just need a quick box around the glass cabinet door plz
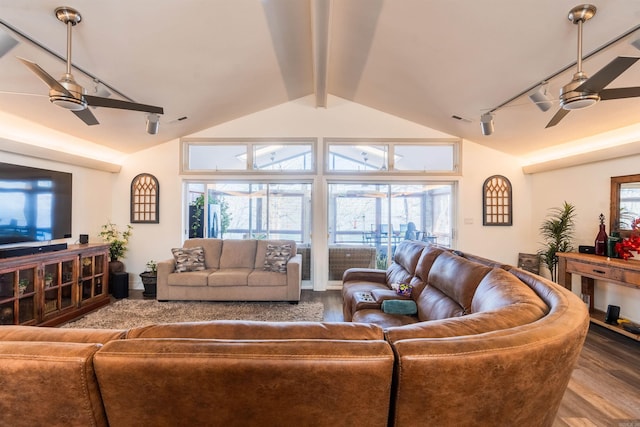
[0,271,16,325]
[0,265,39,325]
[80,253,107,303]
[42,257,77,319]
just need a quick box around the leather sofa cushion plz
[471,268,549,315]
[386,240,425,285]
[94,338,394,427]
[0,324,126,343]
[208,268,252,286]
[185,238,222,269]
[0,341,107,427]
[127,320,385,340]
[417,252,491,321]
[219,239,257,269]
[410,245,445,297]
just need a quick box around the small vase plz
[109,260,125,274]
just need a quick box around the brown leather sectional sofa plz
[0,322,393,427]
[0,241,589,427]
[343,240,590,426]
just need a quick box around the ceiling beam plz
[311,0,332,107]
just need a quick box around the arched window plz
[130,173,159,223]
[483,175,512,226]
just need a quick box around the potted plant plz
[44,272,54,288]
[139,260,157,298]
[538,201,576,282]
[99,221,133,273]
[18,278,29,295]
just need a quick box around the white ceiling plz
[1,0,640,158]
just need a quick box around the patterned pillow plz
[263,244,292,273]
[172,246,206,273]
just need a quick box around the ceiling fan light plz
[561,95,599,110]
[50,95,86,111]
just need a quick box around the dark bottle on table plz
[594,213,608,256]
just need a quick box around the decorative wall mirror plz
[131,173,159,223]
[610,174,640,238]
[482,175,512,226]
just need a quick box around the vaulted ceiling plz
[1,0,640,159]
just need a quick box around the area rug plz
[62,299,325,329]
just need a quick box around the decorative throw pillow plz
[263,244,292,273]
[172,246,206,273]
[382,299,418,315]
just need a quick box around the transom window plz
[325,138,460,174]
[181,138,316,173]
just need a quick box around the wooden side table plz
[557,252,640,341]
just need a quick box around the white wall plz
[119,95,533,288]
[457,141,534,264]
[530,154,640,323]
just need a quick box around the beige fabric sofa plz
[157,238,301,302]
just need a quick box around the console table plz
[0,244,110,326]
[557,252,640,340]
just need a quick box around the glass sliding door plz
[185,181,313,281]
[328,182,454,280]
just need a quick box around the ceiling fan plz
[546,4,640,128]
[17,6,163,126]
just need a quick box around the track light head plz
[146,113,160,135]
[528,84,553,112]
[480,113,494,136]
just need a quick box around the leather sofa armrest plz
[0,341,107,426]
[342,268,387,284]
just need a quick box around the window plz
[181,139,315,173]
[325,139,460,174]
[185,182,312,242]
[328,182,455,275]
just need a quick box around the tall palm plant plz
[538,202,576,282]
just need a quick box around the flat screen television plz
[0,162,72,245]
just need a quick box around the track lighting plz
[480,113,494,136]
[528,83,553,112]
[146,113,160,135]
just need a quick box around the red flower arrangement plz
[615,218,640,260]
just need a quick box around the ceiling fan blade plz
[576,56,640,93]
[72,108,99,126]
[17,57,72,97]
[599,87,640,100]
[545,108,571,128]
[84,95,164,114]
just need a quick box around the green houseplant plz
[139,260,157,298]
[99,222,133,261]
[538,201,576,282]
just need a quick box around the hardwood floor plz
[554,324,640,426]
[131,289,640,424]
